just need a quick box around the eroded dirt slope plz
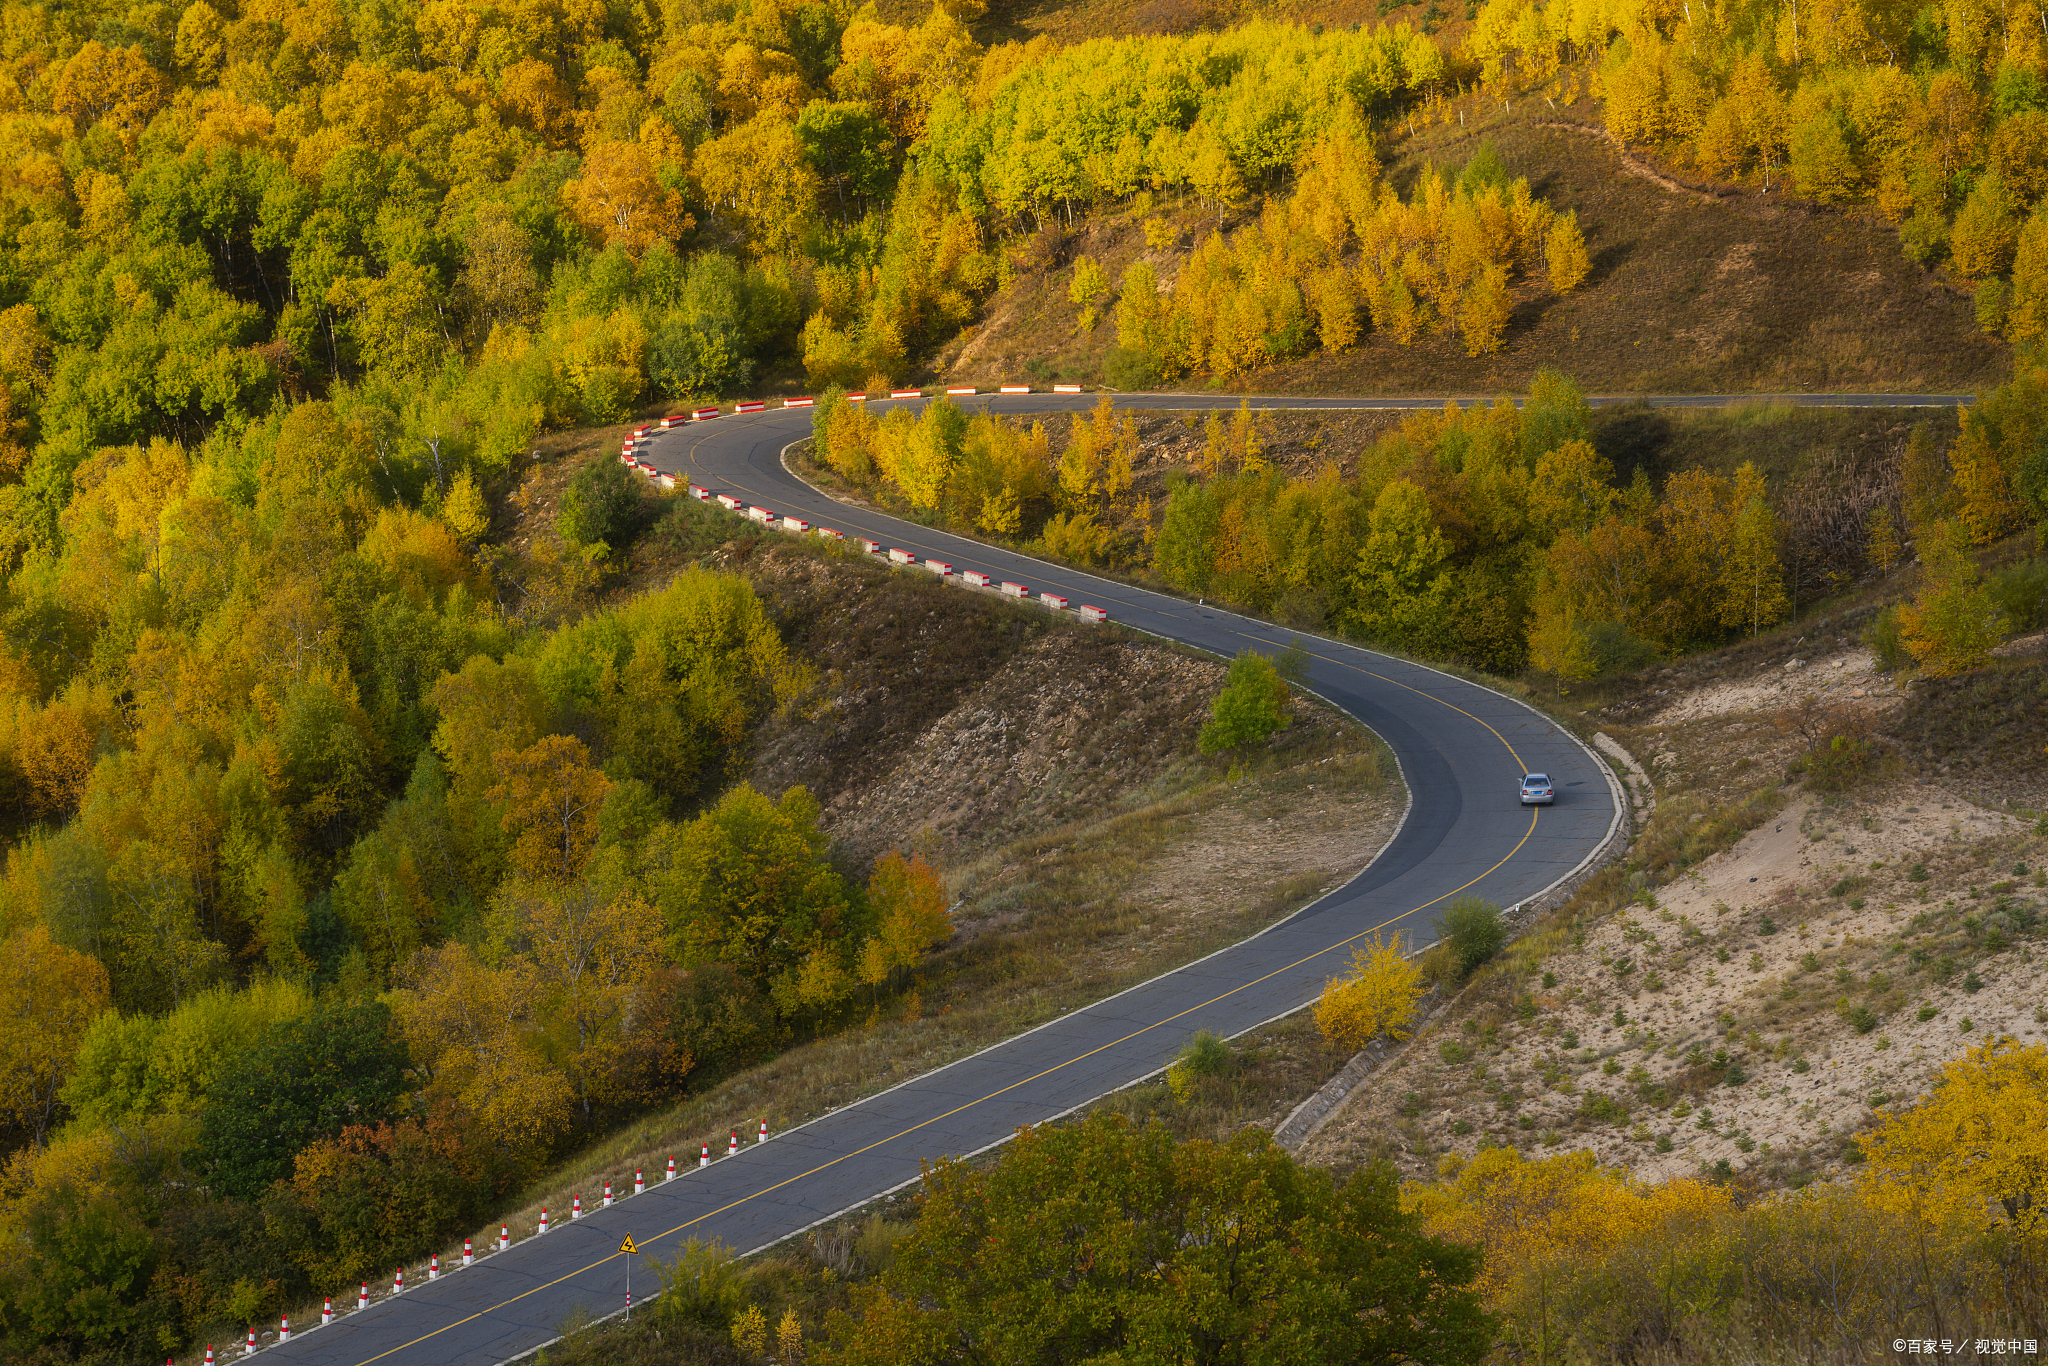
[1300,641,2047,1192]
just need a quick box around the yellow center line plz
[342,414,1553,1366]
[348,800,1535,1366]
[1235,634,1529,774]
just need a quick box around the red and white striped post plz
[357,1282,368,1310]
[602,1179,613,1208]
[499,1224,509,1252]
[727,1130,739,1156]
[322,1296,333,1326]
[429,1253,439,1280]
[538,1207,549,1234]
[700,1144,710,1167]
[393,1267,405,1294]
[280,1313,291,1342]
[634,1168,644,1195]
[245,1328,256,1355]
[572,1195,583,1220]
[758,1120,768,1144]
[666,1155,676,1182]
[463,1237,473,1267]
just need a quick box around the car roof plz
[1523,773,1550,782]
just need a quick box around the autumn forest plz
[2,0,2048,1351]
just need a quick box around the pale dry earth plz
[1301,648,2047,1190]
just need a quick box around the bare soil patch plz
[441,498,1408,1260]
[941,95,2006,397]
[1299,630,2048,1196]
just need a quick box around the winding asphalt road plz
[263,390,1961,1366]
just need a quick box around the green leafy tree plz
[648,783,855,1000]
[192,998,410,1200]
[1898,521,2009,675]
[1441,897,1505,979]
[560,454,652,553]
[818,1112,1491,1365]
[1197,651,1290,754]
[1349,478,1452,646]
[0,1184,161,1359]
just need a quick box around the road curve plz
[264,385,1928,1366]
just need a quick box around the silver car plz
[1520,772,1554,805]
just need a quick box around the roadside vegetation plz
[0,428,1403,1362]
[7,0,2048,1354]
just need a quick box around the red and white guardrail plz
[241,1129,778,1360]
[651,387,1111,624]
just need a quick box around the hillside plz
[940,101,2008,395]
[1296,603,2047,1188]
[10,0,2048,1350]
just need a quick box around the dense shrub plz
[1197,651,1291,754]
[560,455,655,553]
[1440,898,1507,979]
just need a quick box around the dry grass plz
[401,610,1401,1287]
[1300,596,2048,1196]
[525,1008,1353,1366]
[1289,103,2009,395]
[940,93,2007,397]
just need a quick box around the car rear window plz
[1525,774,1549,784]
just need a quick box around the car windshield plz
[1524,774,1549,785]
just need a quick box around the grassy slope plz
[938,97,2008,396]
[377,457,1407,1311]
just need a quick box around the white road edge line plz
[495,412,1631,1364]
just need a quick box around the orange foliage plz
[489,734,611,881]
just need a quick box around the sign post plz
[620,1234,638,1319]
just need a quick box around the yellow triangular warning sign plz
[619,1234,639,1255]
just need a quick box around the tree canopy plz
[821,1112,1493,1365]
